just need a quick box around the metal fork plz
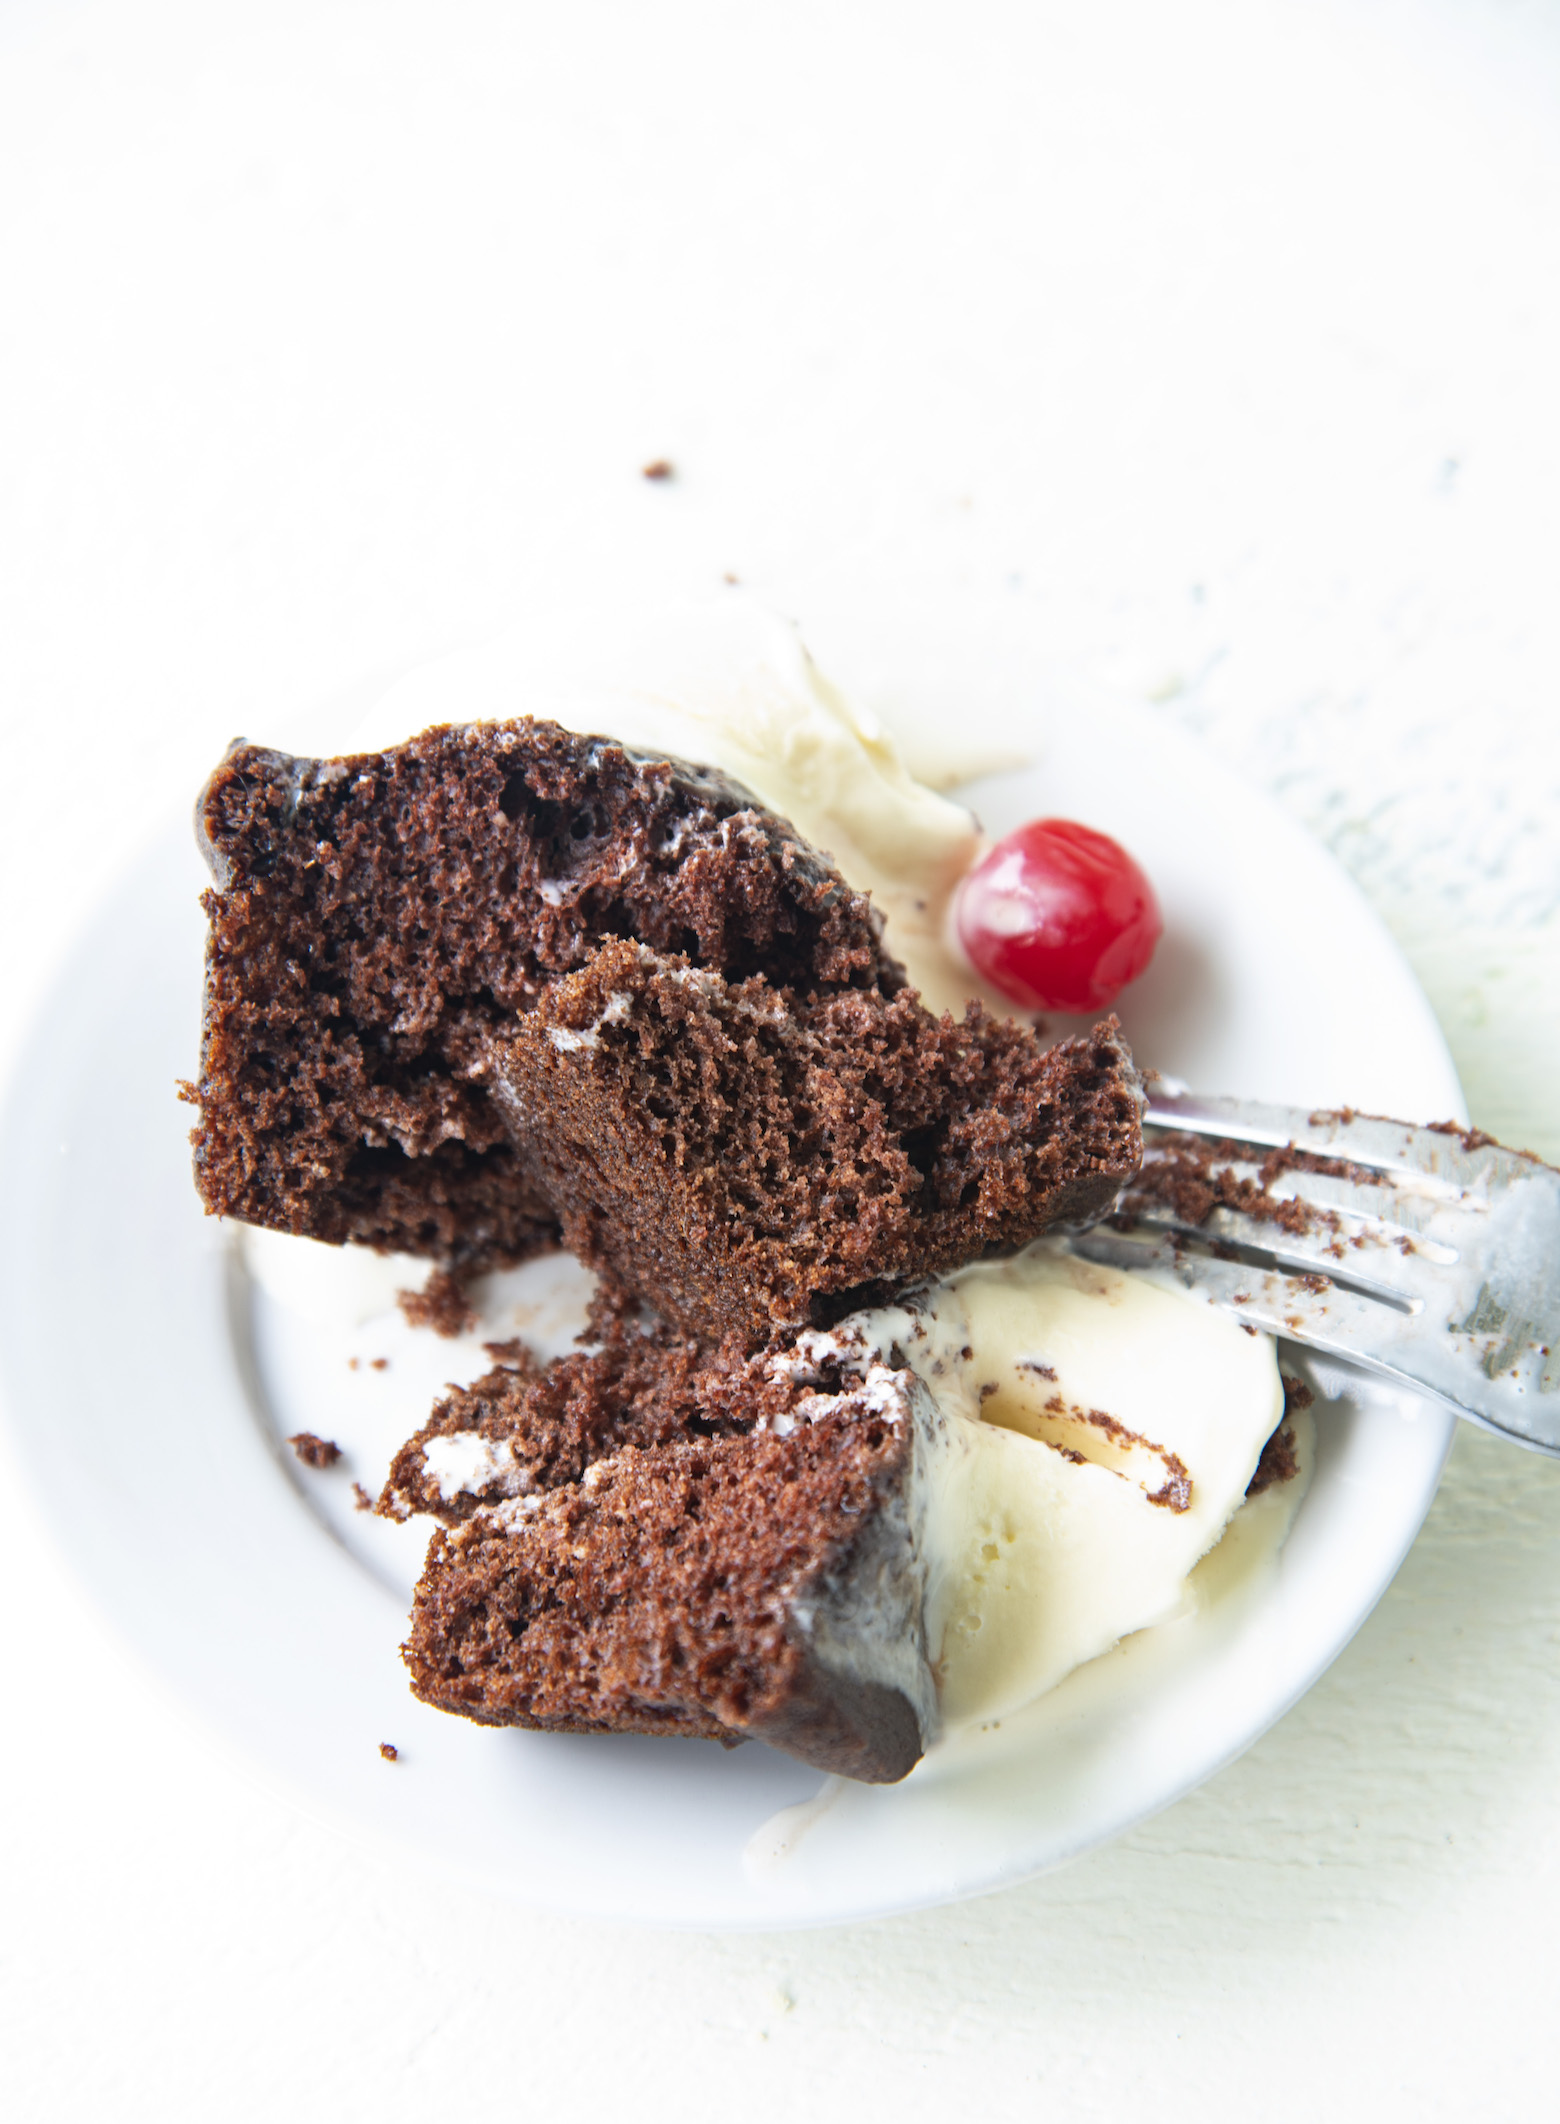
[1069,1091,1560,1456]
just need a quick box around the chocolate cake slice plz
[189,719,898,1264]
[481,937,1143,1342]
[380,1293,941,1782]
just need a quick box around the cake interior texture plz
[487,938,1144,1343]
[381,1287,937,1783]
[189,719,896,1265]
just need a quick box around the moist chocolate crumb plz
[1247,1425,1299,1496]
[288,1431,341,1468]
[482,1337,539,1374]
[1247,1375,1312,1496]
[370,1357,390,1372]
[642,459,675,480]
[348,1356,360,1371]
[399,1270,476,1338]
[379,1742,399,1761]
[1426,1118,1500,1152]
[352,1482,375,1512]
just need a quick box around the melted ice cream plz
[781,1242,1285,1731]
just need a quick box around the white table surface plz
[3,2,1558,2116]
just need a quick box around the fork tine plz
[1120,1200,1432,1305]
[1141,1141,1460,1236]
[1072,1223,1414,1349]
[1099,1092,1560,1454]
[1145,1089,1529,1191]
[1071,1223,1560,1452]
[1219,1164,1460,1255]
[1126,1140,1465,1295]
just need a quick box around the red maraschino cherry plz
[955,817,1163,1014]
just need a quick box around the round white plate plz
[0,630,1464,1928]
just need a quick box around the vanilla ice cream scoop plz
[777,1242,1285,1732]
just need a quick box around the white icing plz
[420,1430,522,1503]
[486,1492,546,1531]
[543,989,634,1052]
[762,1361,909,1436]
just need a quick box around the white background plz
[2,1,1559,2116]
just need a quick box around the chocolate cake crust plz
[190,719,899,1264]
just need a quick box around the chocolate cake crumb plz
[288,1431,341,1468]
[352,1482,375,1512]
[1426,1118,1500,1152]
[482,1337,539,1374]
[379,1742,398,1761]
[371,1357,390,1371]
[1247,1376,1312,1496]
[398,1269,476,1338]
[642,459,675,480]
[1247,1424,1299,1496]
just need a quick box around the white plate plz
[0,636,1465,1928]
